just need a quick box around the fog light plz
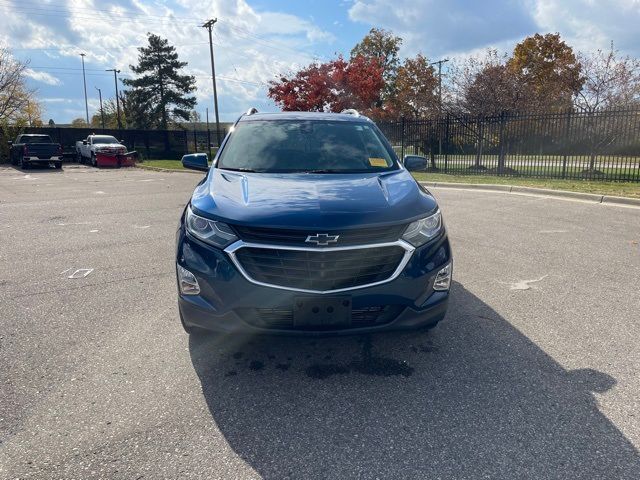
[433,263,452,291]
[177,264,200,295]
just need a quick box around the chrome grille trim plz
[224,239,415,294]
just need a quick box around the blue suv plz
[176,109,452,335]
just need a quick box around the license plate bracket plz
[293,296,352,327]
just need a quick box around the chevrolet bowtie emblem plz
[305,233,339,246]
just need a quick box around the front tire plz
[55,161,62,170]
[91,154,97,167]
[19,157,30,170]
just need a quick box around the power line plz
[1,2,326,62]
[25,66,266,86]
[0,0,205,22]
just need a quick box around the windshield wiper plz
[305,169,344,174]
[220,167,260,173]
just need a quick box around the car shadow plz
[2,164,66,173]
[188,281,640,478]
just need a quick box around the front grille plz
[233,224,407,247]
[234,245,406,292]
[241,305,404,330]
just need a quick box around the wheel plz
[76,151,82,163]
[54,161,62,169]
[19,157,29,170]
[91,154,97,167]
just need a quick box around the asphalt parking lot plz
[1,164,639,479]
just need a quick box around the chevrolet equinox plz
[176,109,452,335]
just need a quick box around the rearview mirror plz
[403,155,427,172]
[182,153,209,172]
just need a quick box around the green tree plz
[507,33,583,110]
[123,33,196,129]
[351,28,402,101]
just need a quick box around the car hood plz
[190,169,438,229]
[93,143,124,148]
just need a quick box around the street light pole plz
[95,87,105,129]
[202,19,221,147]
[80,53,89,124]
[106,69,122,129]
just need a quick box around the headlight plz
[185,206,237,248]
[402,210,442,247]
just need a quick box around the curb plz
[135,165,203,174]
[420,181,640,207]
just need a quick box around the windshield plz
[92,136,119,144]
[217,120,397,173]
[21,135,52,143]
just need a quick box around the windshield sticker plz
[368,157,388,167]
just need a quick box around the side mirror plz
[119,140,124,144]
[182,153,209,172]
[403,155,427,172]
[7,141,12,146]
[82,140,87,145]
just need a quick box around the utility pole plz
[106,69,122,129]
[80,53,89,125]
[95,87,105,129]
[206,107,212,160]
[430,58,449,162]
[430,58,449,116]
[202,19,221,147]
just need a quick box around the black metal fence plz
[0,126,227,162]
[378,109,640,182]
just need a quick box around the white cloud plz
[532,0,640,55]
[348,0,537,58]
[23,69,63,85]
[348,0,640,60]
[41,98,75,103]
[0,0,335,120]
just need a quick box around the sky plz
[1,0,639,123]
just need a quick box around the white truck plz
[76,135,127,166]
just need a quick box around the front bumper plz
[24,156,62,163]
[176,228,452,336]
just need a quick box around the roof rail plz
[245,107,259,116]
[340,108,360,117]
